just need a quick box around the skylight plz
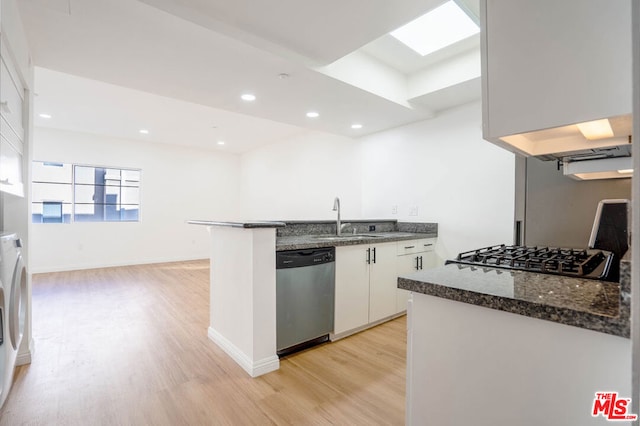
[390,1,479,56]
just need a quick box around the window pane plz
[74,166,97,185]
[32,202,71,223]
[74,203,97,215]
[43,201,63,222]
[32,162,72,183]
[120,207,139,221]
[105,184,120,198]
[122,170,140,185]
[74,204,139,222]
[32,182,73,203]
[104,168,121,182]
[75,184,99,204]
[121,187,139,204]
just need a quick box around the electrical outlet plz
[409,206,418,216]
[391,205,398,214]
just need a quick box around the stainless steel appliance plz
[450,199,629,282]
[447,245,614,280]
[276,247,335,356]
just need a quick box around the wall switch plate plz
[409,206,418,216]
[391,205,398,214]
[369,225,376,231]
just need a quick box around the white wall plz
[360,101,515,260]
[240,131,362,220]
[31,103,514,271]
[30,127,241,272]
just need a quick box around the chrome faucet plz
[332,197,341,235]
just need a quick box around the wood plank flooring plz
[0,260,406,425]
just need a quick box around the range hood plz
[562,154,633,181]
[499,114,633,180]
[533,141,633,180]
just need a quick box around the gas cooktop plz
[446,244,615,281]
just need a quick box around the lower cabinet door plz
[334,245,370,335]
[368,242,399,323]
[396,249,438,313]
[396,253,419,313]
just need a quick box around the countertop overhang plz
[187,220,286,228]
[399,262,630,338]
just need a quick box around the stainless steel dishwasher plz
[276,247,335,356]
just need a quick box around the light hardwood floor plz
[1,260,407,425]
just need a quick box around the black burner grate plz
[447,245,614,280]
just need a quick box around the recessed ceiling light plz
[39,113,52,119]
[139,129,149,134]
[217,140,225,145]
[306,111,319,118]
[241,93,256,102]
[576,119,614,140]
[390,0,479,56]
[351,123,363,129]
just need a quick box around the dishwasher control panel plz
[276,247,335,269]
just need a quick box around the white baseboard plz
[16,338,34,366]
[207,327,279,378]
[330,312,406,341]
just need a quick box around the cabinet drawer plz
[397,238,436,256]
[0,56,25,142]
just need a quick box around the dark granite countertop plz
[188,219,438,249]
[399,262,630,338]
[277,232,437,251]
[187,220,286,228]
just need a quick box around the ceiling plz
[18,0,482,153]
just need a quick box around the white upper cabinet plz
[481,0,632,156]
[0,48,26,197]
[1,55,25,142]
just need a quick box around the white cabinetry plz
[481,0,632,154]
[368,243,400,323]
[334,241,397,337]
[396,239,437,313]
[0,46,25,197]
[334,244,370,335]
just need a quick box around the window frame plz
[31,161,142,224]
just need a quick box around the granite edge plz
[276,232,438,251]
[187,220,286,228]
[398,276,629,338]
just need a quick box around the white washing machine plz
[0,233,27,409]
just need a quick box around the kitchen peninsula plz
[189,219,437,377]
[188,220,285,377]
[399,251,632,426]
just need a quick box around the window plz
[32,161,141,223]
[32,162,73,223]
[73,166,140,222]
